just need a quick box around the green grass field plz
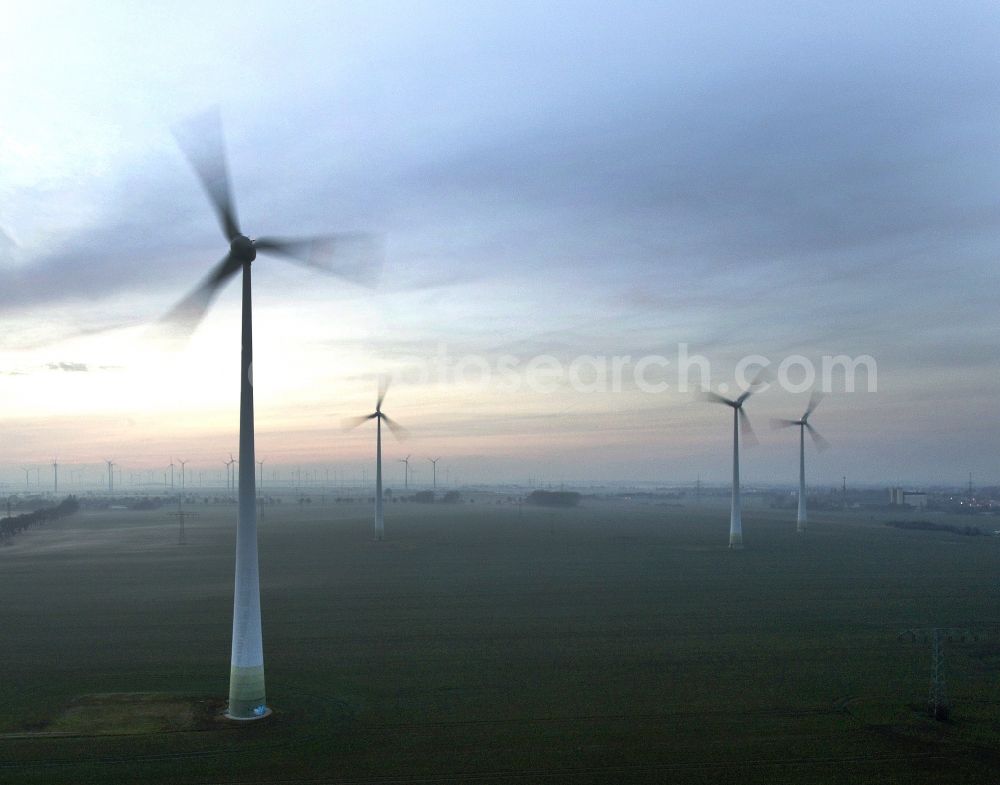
[1,495,999,783]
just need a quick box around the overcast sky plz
[0,1,998,488]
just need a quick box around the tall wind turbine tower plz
[345,380,407,541]
[702,381,764,548]
[162,109,380,720]
[105,459,115,494]
[169,458,176,491]
[771,392,830,532]
[179,459,189,493]
[52,458,59,495]
[428,457,440,490]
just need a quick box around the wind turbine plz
[427,457,440,490]
[179,459,189,493]
[169,458,176,491]
[701,379,765,549]
[399,455,411,489]
[52,458,59,495]
[225,455,236,492]
[771,392,830,532]
[345,379,407,541]
[104,459,115,494]
[161,108,381,721]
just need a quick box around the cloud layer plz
[0,2,997,485]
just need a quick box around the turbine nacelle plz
[230,234,257,262]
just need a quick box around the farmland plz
[1,494,998,783]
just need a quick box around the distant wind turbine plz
[160,107,382,721]
[428,457,440,490]
[771,392,830,532]
[701,377,765,549]
[399,455,411,489]
[344,379,407,541]
[179,459,189,492]
[52,458,58,495]
[225,454,236,493]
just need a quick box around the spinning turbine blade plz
[254,233,384,287]
[739,407,758,446]
[700,391,736,406]
[803,390,824,420]
[173,108,241,241]
[735,389,753,406]
[381,413,409,440]
[160,253,241,334]
[377,376,390,411]
[343,413,378,429]
[805,422,831,451]
[737,369,770,404]
[770,418,800,430]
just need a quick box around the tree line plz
[1,496,80,544]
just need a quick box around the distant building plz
[889,487,927,509]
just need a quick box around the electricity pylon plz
[899,627,976,720]
[168,496,199,546]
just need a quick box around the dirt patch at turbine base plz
[12,693,231,737]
